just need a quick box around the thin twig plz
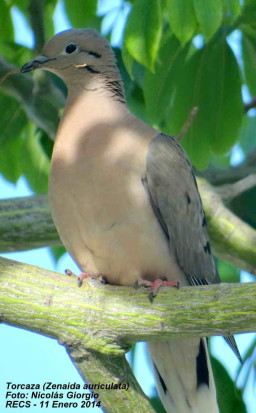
[201,148,256,185]
[244,96,256,113]
[215,174,256,202]
[0,69,20,85]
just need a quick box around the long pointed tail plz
[148,338,219,413]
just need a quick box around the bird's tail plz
[148,337,219,413]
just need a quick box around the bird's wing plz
[143,132,220,286]
[144,132,241,362]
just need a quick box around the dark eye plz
[65,44,77,54]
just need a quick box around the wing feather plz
[144,133,242,360]
[144,133,219,285]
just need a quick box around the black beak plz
[20,56,56,73]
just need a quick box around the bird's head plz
[21,28,118,86]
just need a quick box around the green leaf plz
[121,43,135,79]
[113,47,132,95]
[211,356,246,413]
[166,38,243,169]
[45,0,59,39]
[149,392,166,413]
[242,33,256,96]
[50,246,67,263]
[228,117,256,228]
[223,0,241,22]
[127,82,147,120]
[166,50,212,168]
[144,35,189,125]
[244,0,256,5]
[0,0,14,42]
[0,136,23,183]
[236,336,256,390]
[210,151,232,168]
[0,96,26,183]
[230,186,256,229]
[39,131,54,159]
[193,0,223,41]
[124,0,162,71]
[0,42,32,66]
[12,0,30,17]
[64,0,101,30]
[0,95,27,144]
[240,0,256,32]
[114,47,146,120]
[166,0,197,44]
[238,115,256,154]
[217,260,240,283]
[21,126,50,193]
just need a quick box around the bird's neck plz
[56,81,130,146]
[66,66,125,104]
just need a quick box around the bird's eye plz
[65,43,77,54]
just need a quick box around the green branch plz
[1,256,255,345]
[1,256,255,412]
[1,178,256,276]
[198,178,256,275]
[201,149,256,185]
[68,348,155,413]
[0,256,155,413]
[0,194,60,252]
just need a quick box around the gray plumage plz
[144,133,218,285]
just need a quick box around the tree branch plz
[215,174,256,202]
[1,178,256,275]
[68,348,155,413]
[198,177,256,275]
[0,194,60,252]
[1,256,255,344]
[201,148,256,186]
[0,256,156,413]
[1,258,255,410]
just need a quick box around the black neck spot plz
[86,66,100,74]
[88,51,101,58]
[76,65,100,74]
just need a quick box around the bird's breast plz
[49,123,184,285]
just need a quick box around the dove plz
[21,28,241,413]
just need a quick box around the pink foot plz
[65,268,92,287]
[134,277,179,303]
[65,269,107,287]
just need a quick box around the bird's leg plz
[65,268,92,287]
[134,277,179,303]
[65,269,107,287]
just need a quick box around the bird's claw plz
[65,269,107,287]
[135,277,179,303]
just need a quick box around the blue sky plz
[0,1,255,412]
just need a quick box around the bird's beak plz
[20,56,56,73]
